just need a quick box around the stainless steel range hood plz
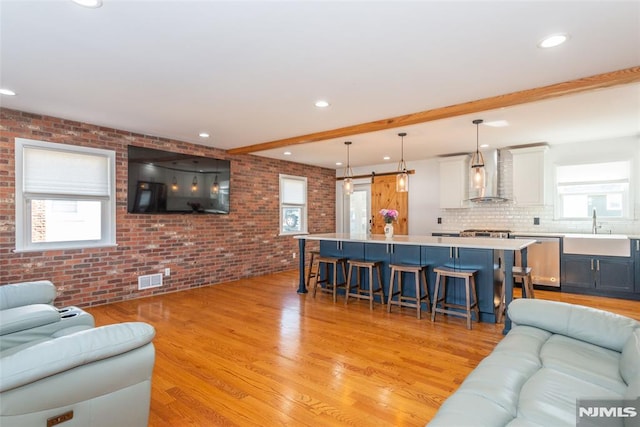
[468,149,508,203]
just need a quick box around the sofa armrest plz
[0,304,60,335]
[0,281,57,310]
[508,299,640,352]
[0,322,156,392]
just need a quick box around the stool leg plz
[497,274,506,323]
[431,272,441,321]
[376,265,385,305]
[526,274,535,299]
[464,277,472,330]
[368,266,374,310]
[340,260,348,300]
[387,267,396,312]
[471,275,480,323]
[414,271,421,319]
[306,252,316,289]
[421,268,430,313]
[312,261,322,298]
[345,264,354,305]
[332,262,338,303]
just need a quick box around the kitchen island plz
[295,233,536,332]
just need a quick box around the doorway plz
[345,184,371,234]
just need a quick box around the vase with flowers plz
[379,209,399,239]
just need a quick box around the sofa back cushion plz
[508,299,639,352]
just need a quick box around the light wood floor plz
[88,271,640,426]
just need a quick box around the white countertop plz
[295,233,536,251]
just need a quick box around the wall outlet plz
[437,217,442,224]
[533,217,540,225]
[164,267,171,277]
[292,252,296,259]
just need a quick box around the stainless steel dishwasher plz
[513,235,561,288]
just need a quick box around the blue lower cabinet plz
[422,246,497,323]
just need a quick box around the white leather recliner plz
[0,281,157,426]
[0,322,156,427]
[0,280,95,351]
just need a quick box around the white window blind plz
[281,178,306,204]
[23,146,110,196]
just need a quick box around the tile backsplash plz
[437,203,637,235]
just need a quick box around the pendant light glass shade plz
[211,175,219,194]
[343,141,354,196]
[191,175,198,192]
[470,119,486,189]
[171,176,178,191]
[396,132,409,192]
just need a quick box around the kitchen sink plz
[563,234,630,257]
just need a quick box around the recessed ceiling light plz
[480,144,490,148]
[0,88,16,96]
[335,161,343,166]
[538,33,569,48]
[315,100,330,108]
[383,156,391,160]
[72,0,103,8]
[283,151,292,156]
[198,132,210,138]
[484,120,509,127]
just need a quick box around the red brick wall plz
[0,108,334,307]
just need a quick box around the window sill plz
[13,243,118,254]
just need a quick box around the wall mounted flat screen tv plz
[127,145,230,214]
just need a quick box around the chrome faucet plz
[592,208,598,234]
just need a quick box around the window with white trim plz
[15,138,116,251]
[279,174,307,235]
[555,160,631,219]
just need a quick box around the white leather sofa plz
[428,299,640,427]
[0,280,94,350]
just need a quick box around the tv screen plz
[127,146,230,214]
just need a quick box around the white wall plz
[336,135,640,235]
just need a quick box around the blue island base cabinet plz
[317,241,500,321]
[422,246,499,323]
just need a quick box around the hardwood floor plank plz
[87,270,640,426]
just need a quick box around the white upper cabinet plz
[509,145,548,206]
[438,155,469,209]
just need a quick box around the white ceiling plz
[1,0,639,169]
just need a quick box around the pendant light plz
[211,174,219,194]
[191,160,199,192]
[470,119,486,189]
[396,132,409,192]
[211,160,220,194]
[343,141,354,196]
[171,176,178,192]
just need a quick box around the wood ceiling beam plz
[227,66,640,156]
